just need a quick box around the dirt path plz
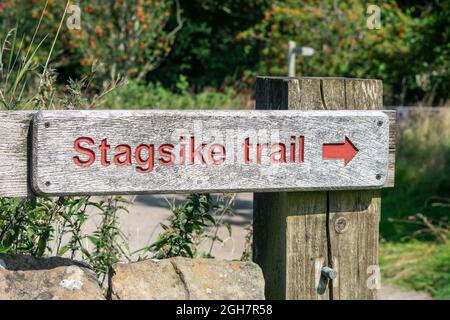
[378,285,431,300]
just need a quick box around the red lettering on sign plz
[270,143,287,163]
[135,144,155,173]
[190,136,207,165]
[158,144,175,165]
[290,136,296,163]
[73,137,95,167]
[114,145,132,166]
[73,135,307,172]
[322,136,358,166]
[299,136,304,163]
[99,139,111,166]
[256,143,269,164]
[243,136,305,165]
[179,136,186,165]
[208,144,226,165]
[244,138,252,164]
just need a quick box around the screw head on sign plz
[376,174,382,180]
[44,122,50,128]
[377,120,383,127]
[45,181,51,187]
[334,216,348,234]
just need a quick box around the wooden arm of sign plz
[0,109,395,197]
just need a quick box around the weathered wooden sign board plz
[31,110,390,195]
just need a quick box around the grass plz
[101,79,246,110]
[379,108,450,299]
[381,109,450,241]
[380,240,450,299]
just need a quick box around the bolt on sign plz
[31,110,390,195]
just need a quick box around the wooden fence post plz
[253,76,393,300]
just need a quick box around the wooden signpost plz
[254,76,395,300]
[0,76,396,300]
[31,110,390,195]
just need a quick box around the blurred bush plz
[396,0,450,106]
[238,1,413,103]
[381,109,450,241]
[150,0,272,90]
[101,78,245,110]
[62,0,181,83]
[2,1,448,105]
[0,0,181,86]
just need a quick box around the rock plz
[0,254,104,300]
[109,257,265,300]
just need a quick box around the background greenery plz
[0,0,449,298]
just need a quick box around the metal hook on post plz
[317,266,337,295]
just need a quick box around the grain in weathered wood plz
[285,192,329,300]
[387,111,396,187]
[31,110,390,196]
[328,190,380,299]
[254,77,331,300]
[0,111,36,197]
[256,76,395,186]
[328,78,383,300]
[254,76,389,300]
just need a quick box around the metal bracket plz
[317,266,337,295]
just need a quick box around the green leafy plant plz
[142,194,234,259]
[101,79,245,110]
[0,4,130,290]
[82,196,131,286]
[241,224,253,261]
[382,109,450,241]
[62,0,182,83]
[1,0,183,86]
[238,0,448,105]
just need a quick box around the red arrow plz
[322,136,358,166]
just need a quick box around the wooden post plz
[253,76,393,300]
[287,41,296,77]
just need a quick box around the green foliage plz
[396,0,450,105]
[0,0,181,86]
[101,79,244,110]
[0,196,130,286]
[62,0,181,83]
[2,1,449,105]
[0,11,131,288]
[240,225,253,261]
[381,110,450,241]
[0,197,67,256]
[81,196,130,285]
[145,194,233,259]
[380,240,450,299]
[0,27,48,110]
[238,1,414,104]
[151,0,272,89]
[239,0,449,105]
